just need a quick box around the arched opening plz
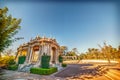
[16,49,27,62]
[31,46,39,63]
[51,47,56,63]
[21,49,27,56]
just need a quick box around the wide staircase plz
[18,63,62,72]
[104,68,120,80]
[18,63,34,72]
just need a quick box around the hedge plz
[41,54,50,68]
[7,65,18,71]
[18,56,26,64]
[30,67,58,75]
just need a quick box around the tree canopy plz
[79,43,120,63]
[60,46,68,55]
[0,7,21,54]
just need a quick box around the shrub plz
[8,59,16,65]
[18,56,26,64]
[30,67,57,75]
[62,63,67,67]
[7,64,18,71]
[0,56,15,69]
[41,54,50,69]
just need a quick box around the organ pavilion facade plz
[15,35,60,66]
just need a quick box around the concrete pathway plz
[0,70,64,80]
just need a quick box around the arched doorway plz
[31,46,39,63]
[51,47,56,63]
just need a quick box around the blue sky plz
[0,1,119,53]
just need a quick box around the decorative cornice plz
[18,36,60,49]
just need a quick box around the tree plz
[66,51,76,56]
[3,49,14,56]
[0,7,21,57]
[118,45,120,51]
[0,55,15,68]
[60,46,68,55]
[72,48,79,55]
[98,42,113,63]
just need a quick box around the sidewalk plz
[0,70,65,80]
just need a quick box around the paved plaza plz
[0,62,120,80]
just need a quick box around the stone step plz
[105,70,120,80]
[93,75,110,80]
[18,64,34,72]
[108,69,120,77]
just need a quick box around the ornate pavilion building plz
[15,36,60,66]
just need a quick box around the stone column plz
[20,49,22,56]
[54,49,57,64]
[46,44,48,55]
[46,44,48,54]
[25,46,30,63]
[42,44,44,55]
[50,46,53,64]
[44,44,46,54]
[36,45,41,66]
[48,44,50,55]
[43,44,45,55]
[41,44,43,54]
[56,49,59,64]
[38,46,41,62]
[41,45,43,55]
[31,50,35,62]
[38,46,42,62]
[28,46,33,63]
[16,50,20,63]
[47,45,48,55]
